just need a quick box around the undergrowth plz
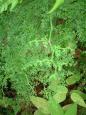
[0,0,86,114]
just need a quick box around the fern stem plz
[49,16,57,74]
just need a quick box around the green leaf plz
[71,90,86,100]
[48,0,64,14]
[48,97,64,115]
[66,74,80,85]
[53,85,68,103]
[71,92,86,108]
[48,79,61,91]
[10,0,18,11]
[65,104,77,115]
[30,96,50,114]
[34,110,47,115]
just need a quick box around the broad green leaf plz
[66,74,80,85]
[48,97,64,115]
[34,110,47,115]
[71,92,86,108]
[48,79,61,92]
[48,0,64,14]
[30,96,49,114]
[71,90,86,100]
[53,85,68,103]
[65,104,77,115]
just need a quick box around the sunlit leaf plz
[34,110,47,115]
[53,85,68,103]
[71,90,86,100]
[30,96,49,114]
[71,92,86,107]
[65,104,77,115]
[48,0,64,14]
[48,97,64,115]
[66,74,80,85]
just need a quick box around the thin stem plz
[49,16,53,42]
[48,16,57,74]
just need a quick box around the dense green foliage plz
[0,0,86,114]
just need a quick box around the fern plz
[0,0,86,114]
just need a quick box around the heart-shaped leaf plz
[53,85,68,103]
[71,90,86,100]
[71,92,86,108]
[66,74,80,85]
[48,79,61,92]
[30,96,50,114]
